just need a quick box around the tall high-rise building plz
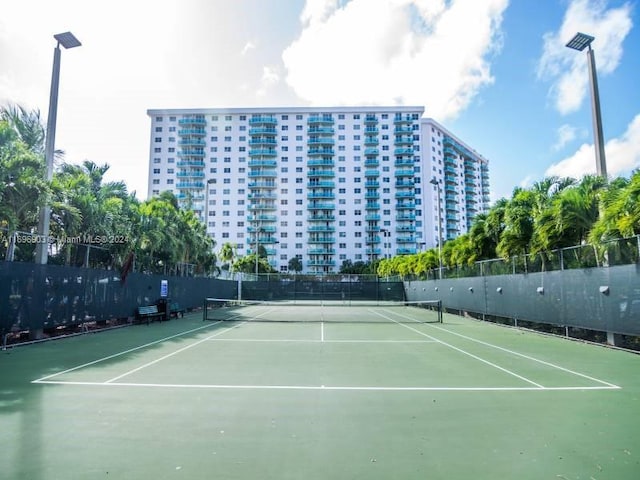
[147,106,490,273]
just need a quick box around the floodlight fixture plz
[565,32,594,52]
[54,32,82,49]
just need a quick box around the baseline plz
[30,380,619,392]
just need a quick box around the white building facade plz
[147,106,490,273]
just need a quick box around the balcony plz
[307,181,335,188]
[248,171,277,178]
[178,117,206,126]
[364,127,379,135]
[247,225,276,233]
[248,181,276,189]
[307,192,335,200]
[364,115,378,124]
[307,170,335,178]
[177,149,205,158]
[365,202,380,210]
[366,236,381,244]
[249,116,277,125]
[396,248,417,255]
[366,248,382,255]
[365,214,380,221]
[365,191,380,199]
[308,214,335,221]
[364,148,379,156]
[177,160,205,168]
[248,204,277,211]
[249,127,277,135]
[308,116,334,125]
[306,260,336,267]
[248,192,277,200]
[247,214,277,222]
[178,128,205,136]
[365,169,380,177]
[395,191,415,199]
[176,181,204,189]
[177,171,205,178]
[308,126,334,134]
[248,159,277,168]
[178,139,206,147]
[395,180,414,188]
[396,202,415,209]
[249,148,277,157]
[396,214,416,221]
[307,159,334,167]
[394,169,414,177]
[364,159,379,168]
[394,159,414,168]
[397,236,416,243]
[308,248,336,255]
[393,126,412,134]
[307,236,335,244]
[366,225,381,232]
[308,148,335,156]
[394,115,414,124]
[394,147,414,156]
[364,137,379,146]
[307,203,335,210]
[394,136,413,145]
[308,138,335,145]
[365,180,379,188]
[308,225,335,232]
[248,138,277,146]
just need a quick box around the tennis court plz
[2,301,640,479]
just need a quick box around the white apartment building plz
[147,106,490,273]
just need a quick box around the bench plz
[136,305,164,325]
[169,302,185,318]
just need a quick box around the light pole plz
[430,177,443,279]
[35,32,82,264]
[566,32,607,179]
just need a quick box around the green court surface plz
[2,305,640,480]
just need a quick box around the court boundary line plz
[31,321,223,383]
[31,380,620,392]
[382,308,621,389]
[104,322,247,383]
[206,338,437,343]
[371,309,545,388]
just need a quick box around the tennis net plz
[202,298,443,324]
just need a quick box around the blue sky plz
[1,0,638,202]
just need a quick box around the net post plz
[438,300,443,323]
[203,298,207,321]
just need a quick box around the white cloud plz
[537,0,633,115]
[546,114,640,178]
[256,65,281,97]
[553,124,578,151]
[282,0,508,120]
[241,41,256,55]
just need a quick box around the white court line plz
[32,305,276,385]
[102,306,287,383]
[103,322,246,383]
[206,338,436,343]
[32,322,223,383]
[31,380,620,392]
[385,308,621,389]
[371,310,545,389]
